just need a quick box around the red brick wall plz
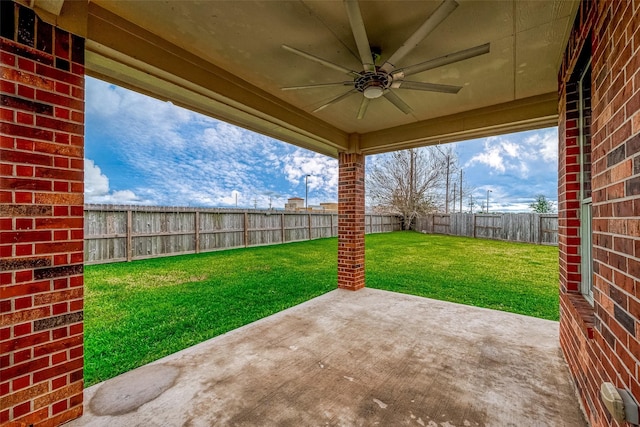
[558,72,584,296]
[1,2,85,426]
[559,1,640,426]
[337,152,365,291]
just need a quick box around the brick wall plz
[559,1,640,426]
[1,2,85,425]
[337,152,365,291]
[558,73,583,296]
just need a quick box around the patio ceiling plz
[36,0,578,157]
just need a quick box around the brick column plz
[1,2,85,425]
[337,151,365,291]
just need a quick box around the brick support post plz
[1,2,85,425]
[337,151,365,291]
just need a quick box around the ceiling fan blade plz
[282,45,360,78]
[344,0,376,72]
[357,97,370,119]
[380,0,458,74]
[282,82,354,91]
[313,89,358,113]
[393,43,491,78]
[395,81,462,94]
[383,91,413,114]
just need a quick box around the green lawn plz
[366,232,559,320]
[84,231,558,386]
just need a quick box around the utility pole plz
[253,198,257,209]
[305,174,311,210]
[409,149,415,216]
[469,195,474,214]
[486,189,492,214]
[444,154,450,213]
[459,170,463,213]
[452,184,457,213]
[235,192,238,208]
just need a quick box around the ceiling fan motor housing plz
[356,70,392,99]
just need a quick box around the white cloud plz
[526,130,558,162]
[501,141,519,157]
[96,190,142,204]
[87,80,192,149]
[282,150,338,193]
[471,150,505,172]
[220,190,242,207]
[84,159,110,196]
[492,202,533,213]
[465,129,558,179]
[466,138,507,172]
[86,77,339,209]
[84,159,148,204]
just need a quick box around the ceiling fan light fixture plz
[363,85,384,99]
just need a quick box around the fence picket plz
[413,213,558,245]
[84,205,402,265]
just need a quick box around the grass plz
[366,232,559,321]
[84,239,337,386]
[84,231,558,386]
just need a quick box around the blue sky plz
[85,76,558,212]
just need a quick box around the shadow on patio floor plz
[70,288,587,427]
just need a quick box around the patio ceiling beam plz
[85,3,349,158]
[358,92,558,154]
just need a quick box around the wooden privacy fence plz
[84,205,402,265]
[413,213,558,245]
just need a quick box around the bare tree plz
[367,147,452,229]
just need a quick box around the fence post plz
[244,212,249,247]
[538,214,543,245]
[472,214,477,239]
[330,214,333,237]
[194,211,200,254]
[281,213,285,243]
[126,210,132,262]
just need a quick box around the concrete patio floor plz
[69,288,587,427]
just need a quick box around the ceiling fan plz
[282,0,490,119]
